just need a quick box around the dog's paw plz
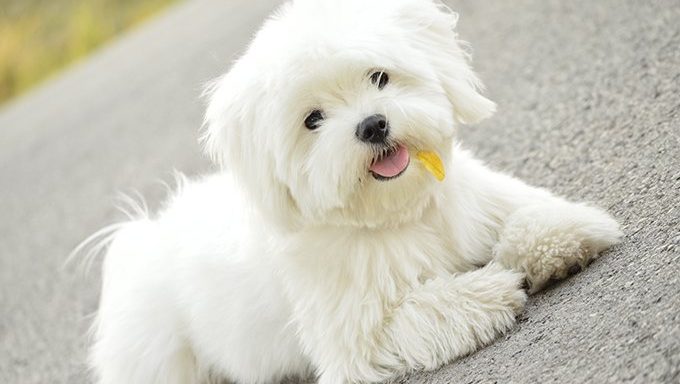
[457,263,528,339]
[494,202,622,293]
[474,263,528,313]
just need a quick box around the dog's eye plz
[370,71,389,89]
[304,109,324,130]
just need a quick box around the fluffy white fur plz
[87,0,622,383]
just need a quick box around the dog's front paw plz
[456,263,528,340]
[494,202,622,293]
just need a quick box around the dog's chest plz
[278,223,465,348]
[281,223,461,299]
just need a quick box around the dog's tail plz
[66,191,151,275]
[67,171,189,275]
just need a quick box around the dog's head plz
[203,0,494,228]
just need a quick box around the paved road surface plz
[1,0,678,383]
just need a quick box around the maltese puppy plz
[87,0,622,383]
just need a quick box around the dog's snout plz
[356,114,389,144]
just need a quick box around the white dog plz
[87,0,622,383]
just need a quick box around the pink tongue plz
[369,145,410,178]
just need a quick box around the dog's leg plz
[90,221,199,384]
[313,263,526,384]
[492,200,622,293]
[91,334,197,384]
[450,151,622,293]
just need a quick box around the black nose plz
[356,114,389,144]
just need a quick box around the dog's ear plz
[202,63,301,227]
[404,0,496,124]
[201,66,251,166]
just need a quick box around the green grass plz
[0,0,179,104]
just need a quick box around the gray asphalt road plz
[0,0,678,383]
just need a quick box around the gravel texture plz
[0,0,678,383]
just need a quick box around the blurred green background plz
[0,0,179,105]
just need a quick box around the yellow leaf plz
[416,151,445,181]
